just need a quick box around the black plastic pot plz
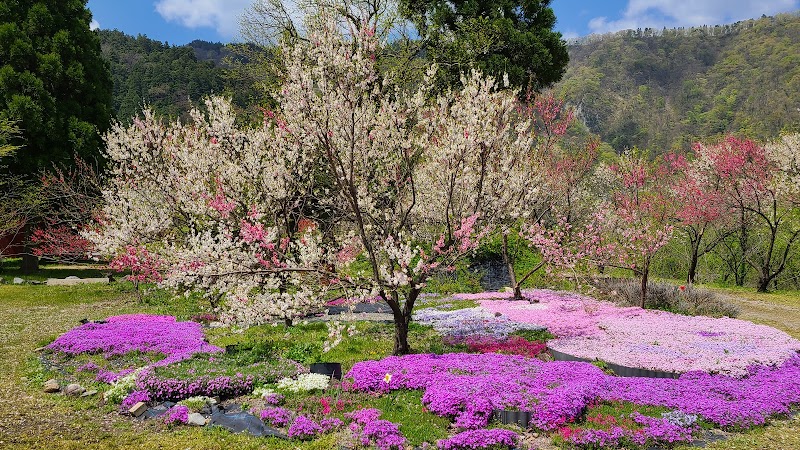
[495,409,531,428]
[309,362,342,380]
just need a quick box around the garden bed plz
[476,289,800,376]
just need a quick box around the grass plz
[2,261,800,449]
[698,285,800,339]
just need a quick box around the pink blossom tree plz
[488,94,599,299]
[665,151,735,284]
[589,153,676,307]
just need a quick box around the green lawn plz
[1,263,799,449]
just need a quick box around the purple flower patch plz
[437,428,518,449]
[288,415,321,439]
[48,314,222,367]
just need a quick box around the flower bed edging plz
[548,348,680,379]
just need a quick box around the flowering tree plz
[91,13,540,354]
[483,94,599,299]
[87,96,339,324]
[665,151,735,284]
[277,15,537,354]
[589,154,676,307]
[31,156,104,263]
[695,135,800,292]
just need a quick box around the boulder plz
[64,383,85,396]
[129,402,148,417]
[209,411,287,438]
[80,389,98,397]
[187,413,207,426]
[12,277,24,285]
[43,379,60,393]
[137,402,173,420]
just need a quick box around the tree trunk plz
[757,265,775,293]
[735,264,748,287]
[735,210,749,287]
[686,254,698,285]
[20,222,39,273]
[639,267,649,309]
[21,253,39,273]
[687,236,700,284]
[393,317,410,355]
[390,287,419,355]
[501,234,521,300]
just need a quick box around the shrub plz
[178,395,215,412]
[595,278,739,317]
[276,373,330,393]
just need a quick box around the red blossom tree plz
[695,136,800,292]
[666,151,735,284]
[31,156,104,263]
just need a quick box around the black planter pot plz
[225,344,239,353]
[309,362,342,380]
[495,409,531,428]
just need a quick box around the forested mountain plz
[98,30,225,122]
[98,13,800,149]
[555,13,800,153]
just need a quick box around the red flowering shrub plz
[464,335,546,358]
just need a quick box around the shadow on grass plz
[0,257,108,281]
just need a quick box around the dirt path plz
[712,289,800,338]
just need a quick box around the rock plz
[80,389,98,397]
[12,277,24,284]
[137,403,171,420]
[65,276,80,280]
[43,379,60,393]
[46,277,109,286]
[33,346,46,352]
[209,412,287,438]
[129,401,148,417]
[64,383,85,396]
[187,413,207,426]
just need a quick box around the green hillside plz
[556,13,800,153]
[98,30,225,122]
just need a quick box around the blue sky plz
[86,0,800,45]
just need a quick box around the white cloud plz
[154,0,252,37]
[90,19,100,31]
[588,0,800,34]
[561,30,579,40]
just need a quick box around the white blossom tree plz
[91,12,542,354]
[277,14,541,353]
[88,97,340,323]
